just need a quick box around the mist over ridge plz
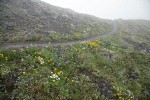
[41,0,150,20]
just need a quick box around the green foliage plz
[48,32,95,42]
[26,34,41,41]
[10,35,25,42]
[0,39,149,99]
[49,32,62,42]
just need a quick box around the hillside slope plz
[0,0,113,42]
[0,0,150,99]
[101,19,150,54]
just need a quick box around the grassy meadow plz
[0,39,150,99]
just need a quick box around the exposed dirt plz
[79,68,116,99]
[124,38,150,53]
[0,71,19,100]
[0,65,34,99]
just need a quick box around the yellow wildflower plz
[57,71,62,76]
[5,57,8,61]
[0,54,4,57]
[39,59,44,64]
[71,80,75,83]
[13,50,16,53]
[37,56,41,59]
[54,68,57,71]
[52,80,56,82]
[37,52,41,55]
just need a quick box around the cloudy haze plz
[41,0,150,20]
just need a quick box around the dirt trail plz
[0,21,118,49]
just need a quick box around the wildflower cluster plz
[0,53,4,58]
[65,76,76,83]
[35,56,45,64]
[48,58,54,65]
[0,53,8,61]
[1,39,148,99]
[49,73,60,82]
[112,85,134,100]
[87,39,100,50]
[34,51,45,64]
[48,68,63,82]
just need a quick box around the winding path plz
[0,21,118,49]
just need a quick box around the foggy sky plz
[41,0,150,20]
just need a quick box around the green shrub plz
[26,34,41,41]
